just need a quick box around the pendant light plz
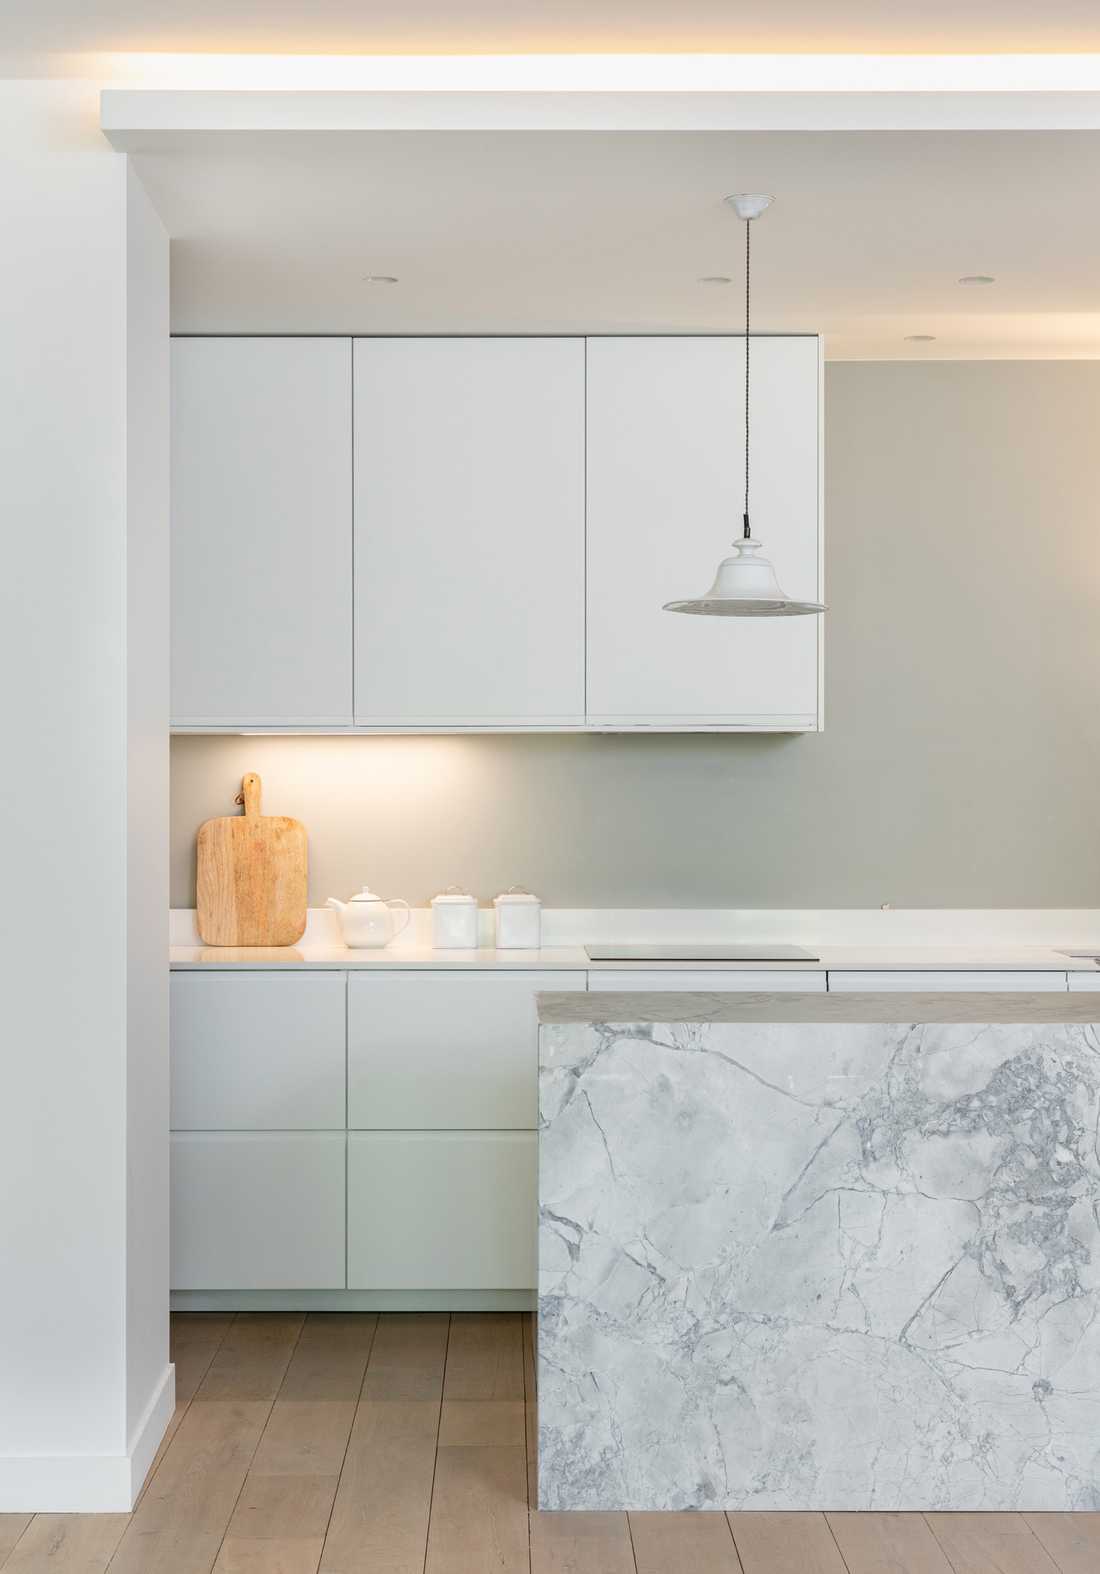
[664,194,824,618]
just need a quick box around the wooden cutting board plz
[197,773,308,946]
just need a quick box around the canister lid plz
[494,886,540,905]
[432,885,476,905]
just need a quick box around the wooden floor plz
[2,1313,1098,1574]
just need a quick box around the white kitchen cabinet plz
[347,1131,535,1290]
[827,971,1068,991]
[1067,970,1100,991]
[586,335,822,730]
[170,1131,346,1290]
[171,337,353,727]
[170,971,346,1130]
[171,333,821,733]
[353,337,585,727]
[348,970,586,1129]
[590,969,826,993]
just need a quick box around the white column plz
[0,80,171,1512]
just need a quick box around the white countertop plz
[168,941,1099,972]
[168,907,1100,971]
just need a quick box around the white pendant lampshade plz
[663,194,824,619]
[665,538,823,617]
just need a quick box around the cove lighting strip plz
[81,52,1100,93]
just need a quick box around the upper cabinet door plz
[353,338,585,727]
[171,338,353,727]
[586,336,822,731]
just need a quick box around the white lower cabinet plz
[348,970,586,1129]
[590,969,826,992]
[827,970,1068,991]
[171,971,346,1130]
[347,1131,536,1290]
[171,1131,346,1290]
[172,959,1074,1303]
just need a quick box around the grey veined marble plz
[537,1017,1100,1511]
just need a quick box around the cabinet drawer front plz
[171,1132,346,1290]
[827,970,1068,992]
[1067,973,1100,992]
[347,1131,535,1290]
[589,969,825,993]
[348,971,586,1130]
[171,972,346,1130]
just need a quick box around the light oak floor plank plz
[522,1315,538,1508]
[443,1312,524,1401]
[212,1545,323,1574]
[925,1515,1060,1574]
[320,1401,441,1574]
[827,1514,953,1574]
[0,1518,34,1567]
[107,1315,304,1574]
[359,1312,450,1403]
[1024,1514,1100,1574]
[228,1476,339,1543]
[728,1514,848,1574]
[439,1398,526,1447]
[631,1511,740,1573]
[6,1515,129,1573]
[425,1444,529,1574]
[134,1315,238,1511]
[529,1511,636,1574]
[196,1316,307,1404]
[319,1314,449,1574]
[173,1317,239,1406]
[522,1314,536,1399]
[215,1316,375,1574]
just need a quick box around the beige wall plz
[170,361,1100,909]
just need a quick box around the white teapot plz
[326,888,411,949]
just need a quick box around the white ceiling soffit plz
[102,55,1100,140]
[102,74,1100,358]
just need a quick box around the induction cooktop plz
[584,944,819,962]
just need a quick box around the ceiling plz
[5,0,1100,55]
[133,128,1100,358]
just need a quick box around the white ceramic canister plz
[431,887,479,949]
[493,888,542,949]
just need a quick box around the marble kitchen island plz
[537,991,1100,1512]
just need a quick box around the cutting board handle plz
[235,773,262,818]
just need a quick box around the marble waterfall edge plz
[537,1015,1100,1510]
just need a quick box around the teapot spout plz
[326,897,346,913]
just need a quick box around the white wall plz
[125,164,171,1473]
[0,80,170,1511]
[172,361,1100,910]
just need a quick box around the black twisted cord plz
[743,215,752,540]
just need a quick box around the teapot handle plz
[385,899,411,939]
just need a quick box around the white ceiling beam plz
[100,54,1100,146]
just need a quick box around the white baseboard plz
[0,1363,175,1514]
[127,1362,175,1504]
[171,1289,534,1313]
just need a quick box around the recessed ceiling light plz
[363,274,399,285]
[958,274,995,285]
[904,334,937,342]
[699,275,732,285]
